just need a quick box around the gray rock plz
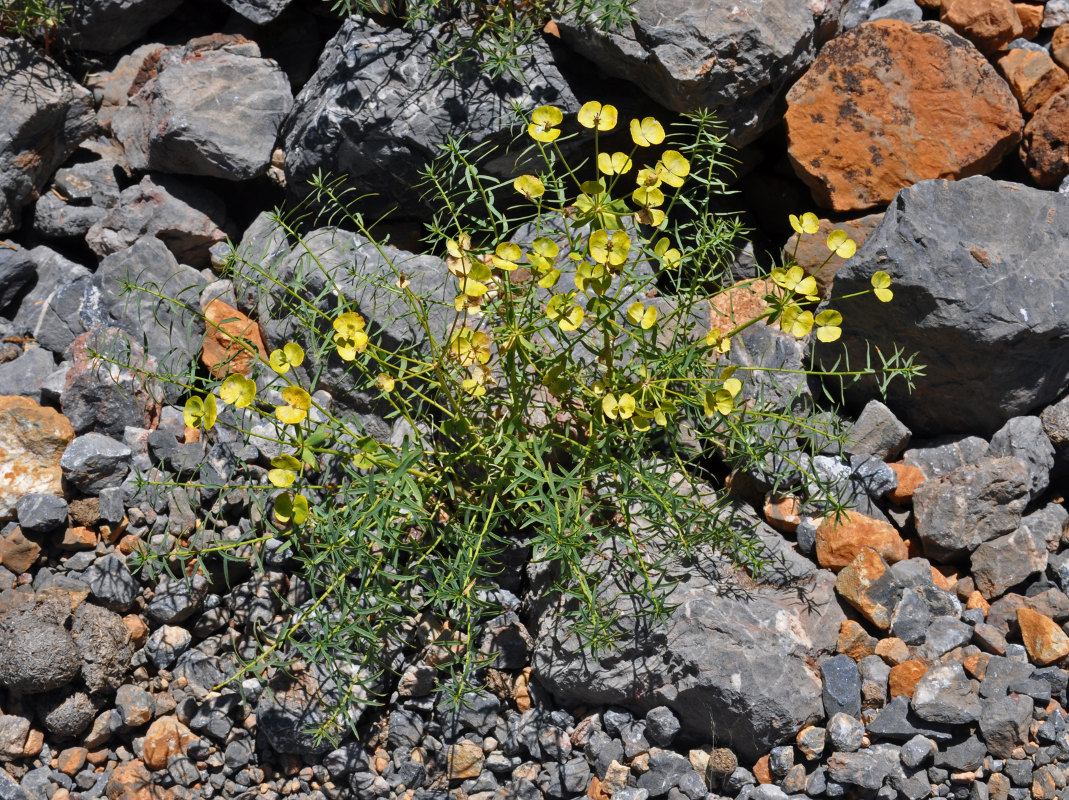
[913,457,1031,563]
[826,750,894,791]
[15,494,68,534]
[532,528,843,762]
[1041,395,1069,457]
[144,625,192,670]
[0,347,55,402]
[900,735,935,769]
[71,602,133,694]
[923,616,973,657]
[86,174,229,268]
[933,735,986,772]
[858,655,890,709]
[557,0,831,146]
[851,454,898,500]
[817,176,1069,436]
[868,0,923,22]
[891,589,930,646]
[39,690,96,738]
[0,39,96,234]
[828,712,865,753]
[1044,0,1069,28]
[282,18,580,209]
[112,39,292,181]
[32,159,121,240]
[0,609,81,693]
[822,654,862,719]
[645,706,681,747]
[145,573,208,626]
[60,0,183,52]
[971,524,1049,600]
[845,401,911,460]
[436,690,501,739]
[10,247,94,355]
[258,662,371,755]
[903,435,990,479]
[0,244,34,309]
[218,0,293,24]
[60,433,132,494]
[979,694,1034,758]
[97,487,124,526]
[989,416,1054,501]
[910,663,981,725]
[842,0,883,28]
[32,190,106,240]
[769,745,794,777]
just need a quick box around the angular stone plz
[835,547,902,631]
[889,661,928,699]
[886,463,925,506]
[940,0,1024,52]
[0,39,96,234]
[822,654,863,718]
[911,662,982,724]
[785,21,1022,212]
[218,0,293,24]
[816,176,1069,435]
[1015,3,1044,38]
[201,298,268,378]
[971,525,1048,600]
[446,740,484,780]
[997,49,1069,116]
[816,510,909,573]
[913,457,1031,562]
[838,620,878,660]
[891,588,931,646]
[1017,607,1069,665]
[1055,24,1069,70]
[845,400,912,461]
[1021,87,1069,187]
[60,433,132,495]
[0,243,35,309]
[82,555,138,613]
[10,246,94,355]
[142,717,199,771]
[60,0,182,52]
[783,213,884,299]
[979,693,1033,758]
[828,712,866,752]
[15,492,68,534]
[903,435,990,479]
[0,526,38,574]
[0,397,74,522]
[989,415,1055,501]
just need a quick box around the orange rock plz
[586,775,609,800]
[142,717,198,771]
[887,462,926,505]
[1021,87,1069,187]
[201,298,268,379]
[816,510,909,573]
[967,591,990,614]
[875,637,911,665]
[889,660,928,698]
[56,747,88,776]
[753,754,773,784]
[785,20,1022,212]
[123,615,150,649]
[782,213,884,298]
[941,0,1023,52]
[709,279,771,333]
[931,566,957,592]
[1014,3,1043,38]
[60,525,97,551]
[835,547,898,630]
[917,0,942,8]
[447,741,484,780]
[0,397,75,522]
[998,49,1069,116]
[764,494,802,534]
[0,526,41,574]
[1054,25,1069,72]
[837,619,878,660]
[22,727,43,757]
[104,759,166,800]
[1018,607,1069,666]
[963,649,990,679]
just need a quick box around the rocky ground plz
[2,1,1069,800]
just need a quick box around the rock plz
[1021,87,1069,187]
[0,39,96,234]
[889,660,928,699]
[1055,25,1069,70]
[867,695,956,741]
[0,527,39,574]
[1046,0,1069,28]
[0,244,35,309]
[912,457,1031,562]
[838,619,879,660]
[997,49,1069,116]
[891,589,931,645]
[114,684,154,728]
[10,246,93,355]
[828,712,866,752]
[15,493,68,534]
[86,174,229,268]
[61,0,182,52]
[886,463,926,505]
[60,433,132,495]
[871,0,924,22]
[218,0,293,24]
[142,717,199,771]
[645,707,681,748]
[144,626,192,672]
[112,36,293,181]
[910,662,982,724]
[979,693,1034,757]
[822,654,863,718]
[835,547,903,630]
[201,298,268,378]
[845,400,911,461]
[989,416,1054,501]
[556,0,826,146]
[1016,3,1044,38]
[1017,607,1069,665]
[816,510,909,572]
[282,18,581,209]
[826,748,896,790]
[145,573,208,626]
[924,616,973,656]
[447,741,485,780]
[785,21,1021,212]
[903,435,990,478]
[0,606,81,693]
[82,555,138,613]
[39,690,96,739]
[0,346,56,402]
[971,524,1049,599]
[940,0,1023,51]
[71,602,133,694]
[818,176,1069,435]
[0,715,30,760]
[0,397,74,522]
[532,531,844,762]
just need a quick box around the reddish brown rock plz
[997,49,1069,116]
[0,527,40,574]
[1021,87,1069,187]
[785,20,1022,212]
[1018,607,1069,665]
[940,0,1023,52]
[123,615,150,649]
[56,746,88,776]
[142,716,198,771]
[782,213,883,298]
[105,759,166,800]
[708,279,771,333]
[0,397,75,522]
[60,526,97,551]
[1054,25,1069,72]
[815,510,909,573]
[753,754,773,784]
[764,494,802,534]
[1014,3,1044,39]
[835,547,899,630]
[446,740,484,780]
[837,619,878,660]
[889,660,928,698]
[201,298,268,379]
[875,637,911,665]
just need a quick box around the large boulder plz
[60,0,183,53]
[531,524,845,761]
[816,176,1069,436]
[0,397,74,522]
[111,35,292,181]
[557,0,839,146]
[0,38,96,234]
[785,20,1022,212]
[282,18,581,208]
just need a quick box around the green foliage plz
[0,0,67,44]
[118,103,920,746]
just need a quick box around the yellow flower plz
[632,186,665,208]
[597,151,632,175]
[449,328,492,367]
[575,261,610,295]
[703,378,742,417]
[602,391,637,420]
[826,229,856,259]
[789,212,820,235]
[545,295,584,331]
[514,174,545,199]
[492,242,522,271]
[269,342,304,374]
[654,237,681,269]
[705,328,731,354]
[276,386,311,425]
[588,229,631,267]
[376,373,396,392]
[577,101,618,131]
[528,105,563,142]
[871,271,893,303]
[655,150,690,188]
[636,167,662,188]
[815,309,842,343]
[771,266,818,300]
[268,454,301,488]
[183,394,217,430]
[273,491,308,525]
[636,207,666,227]
[332,312,369,361]
[219,374,256,408]
[627,301,658,330]
[527,237,560,273]
[780,306,814,339]
[630,117,665,147]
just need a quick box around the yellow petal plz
[513,174,545,199]
[629,117,665,146]
[616,392,636,419]
[281,386,311,410]
[602,392,618,419]
[276,405,307,425]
